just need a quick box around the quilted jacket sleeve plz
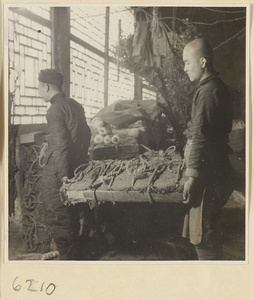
[186,89,218,178]
[186,84,232,178]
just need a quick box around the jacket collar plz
[50,91,65,104]
[199,72,219,86]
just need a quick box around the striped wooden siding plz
[70,40,105,119]
[70,7,106,53]
[108,62,134,105]
[8,7,51,125]
[8,7,156,125]
[70,7,136,118]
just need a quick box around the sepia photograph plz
[5,5,247,264]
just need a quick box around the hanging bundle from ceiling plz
[132,12,153,67]
[132,7,175,68]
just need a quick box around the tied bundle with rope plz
[60,145,188,207]
[20,141,50,254]
[23,143,48,211]
[22,213,51,254]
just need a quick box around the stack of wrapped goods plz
[90,117,149,160]
[88,99,170,160]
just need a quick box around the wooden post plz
[134,74,142,100]
[52,7,70,97]
[117,19,121,81]
[104,7,110,107]
[133,11,142,101]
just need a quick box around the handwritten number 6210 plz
[12,277,56,295]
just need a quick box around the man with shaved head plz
[182,38,234,260]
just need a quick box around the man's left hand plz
[183,177,196,204]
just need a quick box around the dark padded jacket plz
[45,92,91,179]
[184,73,233,177]
[184,73,234,203]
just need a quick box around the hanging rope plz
[213,27,246,51]
[203,7,246,14]
[22,213,45,252]
[38,143,48,167]
[71,7,133,21]
[189,16,246,26]
[137,7,246,57]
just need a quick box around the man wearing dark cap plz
[182,39,234,260]
[38,69,91,259]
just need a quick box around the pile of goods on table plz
[61,99,186,206]
[90,117,146,161]
[89,99,176,159]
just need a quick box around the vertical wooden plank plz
[117,19,121,81]
[134,74,142,100]
[52,7,70,97]
[104,7,110,107]
[133,10,142,101]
